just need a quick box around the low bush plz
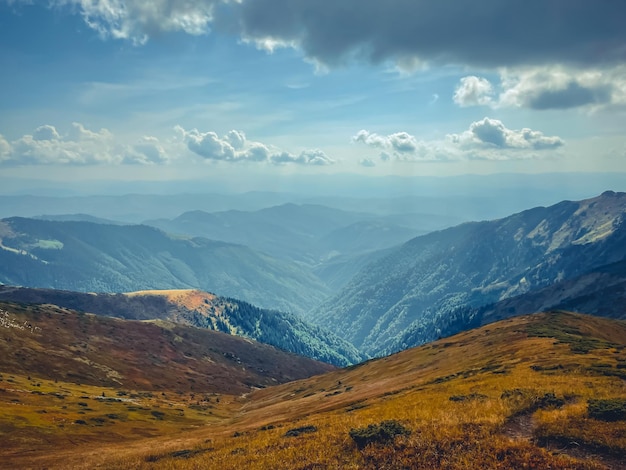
[588,399,626,422]
[349,420,411,449]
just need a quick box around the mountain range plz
[0,217,330,315]
[311,191,626,356]
[1,191,625,363]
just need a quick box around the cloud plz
[32,124,61,141]
[8,1,625,70]
[448,117,564,151]
[46,0,217,45]
[353,130,417,154]
[359,158,376,167]
[126,136,168,164]
[356,118,564,163]
[455,66,626,111]
[453,76,494,107]
[0,123,170,165]
[498,67,619,110]
[180,128,236,161]
[176,126,335,165]
[353,130,449,162]
[270,149,334,166]
[231,0,626,70]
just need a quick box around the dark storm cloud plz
[230,0,626,68]
[527,82,613,110]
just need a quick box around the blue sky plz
[1,0,625,190]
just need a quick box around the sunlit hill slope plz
[0,286,363,366]
[1,308,625,469]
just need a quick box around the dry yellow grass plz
[2,310,626,469]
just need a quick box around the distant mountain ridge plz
[0,217,330,315]
[311,191,626,356]
[0,286,364,366]
[144,203,430,288]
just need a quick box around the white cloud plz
[498,67,618,110]
[353,130,418,154]
[270,148,334,166]
[455,66,626,111]
[0,123,170,165]
[32,124,61,141]
[353,130,450,162]
[126,136,168,164]
[359,158,376,167]
[453,76,495,107]
[0,135,11,161]
[176,126,335,165]
[225,129,246,150]
[49,0,218,45]
[355,118,564,163]
[448,117,564,151]
[180,128,236,161]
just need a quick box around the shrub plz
[284,425,317,437]
[349,420,411,449]
[588,398,626,422]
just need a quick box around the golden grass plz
[2,311,626,469]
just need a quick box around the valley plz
[1,190,626,469]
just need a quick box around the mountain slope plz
[0,217,330,314]
[0,287,364,366]
[477,258,626,325]
[4,311,625,469]
[0,301,334,394]
[311,191,626,356]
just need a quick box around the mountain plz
[476,258,626,326]
[310,191,626,356]
[4,311,625,469]
[33,213,127,225]
[0,287,364,366]
[0,300,334,394]
[0,217,330,314]
[145,203,426,268]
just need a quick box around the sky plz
[0,0,625,192]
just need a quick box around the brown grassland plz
[1,304,626,469]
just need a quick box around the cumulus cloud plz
[270,148,334,166]
[453,76,495,107]
[353,130,449,162]
[448,117,564,151]
[7,1,625,70]
[359,158,376,167]
[32,124,61,141]
[353,130,418,154]
[356,118,563,163]
[0,123,170,165]
[498,67,619,110]
[455,66,626,111]
[176,126,334,165]
[43,0,217,45]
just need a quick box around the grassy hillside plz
[2,310,625,469]
[0,287,364,366]
[0,301,333,394]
